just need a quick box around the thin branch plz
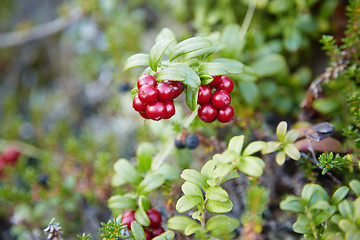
[239,0,257,42]
[0,9,84,48]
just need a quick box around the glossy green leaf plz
[275,151,286,165]
[131,221,146,240]
[228,135,244,155]
[206,199,233,213]
[293,214,312,234]
[339,200,354,221]
[331,186,349,205]
[284,130,300,143]
[301,184,329,203]
[152,231,175,240]
[176,195,203,213]
[180,170,206,189]
[158,63,200,88]
[212,58,244,74]
[251,54,287,77]
[200,75,214,85]
[284,144,300,160]
[262,141,281,154]
[108,195,137,210]
[220,171,240,184]
[182,181,203,197]
[155,28,176,43]
[185,87,199,111]
[169,37,213,61]
[183,39,219,60]
[243,141,267,156]
[206,215,240,232]
[149,39,175,72]
[136,142,157,172]
[350,180,360,197]
[167,216,198,231]
[280,196,305,213]
[313,206,337,225]
[137,173,165,196]
[198,62,227,76]
[338,219,356,233]
[124,53,150,72]
[135,207,150,226]
[206,186,229,202]
[309,200,330,210]
[200,160,215,179]
[276,121,287,142]
[138,195,150,212]
[237,156,265,177]
[218,150,238,163]
[114,159,142,185]
[184,223,202,236]
[214,163,235,178]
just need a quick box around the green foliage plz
[318,153,353,175]
[100,218,128,239]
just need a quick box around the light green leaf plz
[243,141,267,156]
[167,216,198,231]
[284,130,300,143]
[108,195,137,210]
[313,207,336,225]
[149,39,176,72]
[301,184,329,203]
[280,196,305,213]
[276,121,287,142]
[206,199,233,213]
[338,219,356,233]
[331,186,349,205]
[261,141,281,154]
[339,200,354,221]
[220,171,240,184]
[124,53,150,72]
[114,159,142,185]
[251,53,288,77]
[198,62,227,76]
[275,151,286,165]
[157,65,186,82]
[185,86,199,111]
[183,39,219,60]
[238,82,260,106]
[136,142,157,172]
[181,169,209,189]
[220,24,243,59]
[218,150,238,163]
[137,173,165,195]
[200,160,215,179]
[355,198,360,225]
[237,156,265,177]
[154,163,178,180]
[135,207,150,227]
[176,195,203,213]
[206,215,240,232]
[182,181,203,197]
[138,195,150,212]
[212,58,244,74]
[206,186,229,202]
[192,210,201,220]
[293,214,312,234]
[111,174,126,187]
[152,231,175,240]
[169,37,213,61]
[284,144,300,160]
[200,75,214,85]
[131,221,146,240]
[214,163,235,178]
[184,223,202,236]
[229,66,258,82]
[228,135,244,155]
[350,180,360,197]
[309,200,330,210]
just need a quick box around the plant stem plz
[239,0,257,42]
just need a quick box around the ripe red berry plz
[147,209,162,228]
[212,90,231,110]
[198,103,217,123]
[133,94,147,112]
[152,226,165,237]
[138,85,158,104]
[197,85,212,104]
[156,82,173,101]
[208,75,221,87]
[121,210,136,230]
[167,81,183,98]
[217,76,234,93]
[163,100,175,119]
[137,75,157,89]
[144,229,153,240]
[2,148,20,165]
[146,101,166,121]
[139,111,150,119]
[217,105,234,123]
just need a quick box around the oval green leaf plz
[149,39,176,72]
[124,53,150,72]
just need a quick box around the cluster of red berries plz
[197,75,235,123]
[133,75,183,121]
[0,147,21,178]
[121,208,164,240]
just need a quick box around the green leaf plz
[114,159,142,185]
[284,26,302,52]
[182,181,203,197]
[230,66,258,82]
[339,200,354,221]
[206,215,240,232]
[136,142,157,172]
[108,195,137,210]
[347,229,360,240]
[167,216,198,231]
[206,186,229,202]
[200,75,214,85]
[243,141,267,156]
[275,151,286,165]
[220,171,240,184]
[220,24,243,59]
[276,121,287,142]
[251,54,288,77]
[312,98,341,115]
[280,196,305,212]
[200,160,215,179]
[184,223,202,236]
[238,82,260,106]
[218,150,238,163]
[262,141,281,154]
[301,184,329,203]
[131,221,146,240]
[156,28,176,43]
[111,174,126,187]
[154,163,178,180]
[213,163,235,178]
[137,173,165,196]
[228,135,244,155]
[355,197,360,225]
[237,156,265,177]
[206,199,233,213]
[338,219,356,233]
[138,195,150,212]
[135,206,150,226]
[149,39,176,72]
[284,130,300,143]
[176,195,203,213]
[313,206,337,225]
[309,200,330,210]
[183,39,219,60]
[212,58,245,74]
[331,186,349,205]
[158,63,200,88]
[284,144,300,160]
[124,53,150,72]
[293,214,313,234]
[169,37,213,61]
[152,231,175,240]
[198,62,227,76]
[185,86,199,111]
[350,180,360,197]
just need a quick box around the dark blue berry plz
[185,134,199,149]
[118,83,131,92]
[175,137,185,149]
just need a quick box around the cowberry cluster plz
[133,75,183,121]
[197,75,235,123]
[121,208,164,240]
[0,147,21,178]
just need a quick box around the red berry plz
[208,75,221,87]
[139,111,150,119]
[2,148,20,165]
[212,90,231,110]
[217,76,234,93]
[152,226,165,237]
[138,85,158,104]
[121,210,136,230]
[137,75,157,89]
[156,82,173,101]
[144,229,153,240]
[217,105,234,123]
[167,81,183,98]
[198,103,217,123]
[133,94,147,112]
[163,100,175,119]
[147,209,162,228]
[146,101,166,121]
[197,85,212,104]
